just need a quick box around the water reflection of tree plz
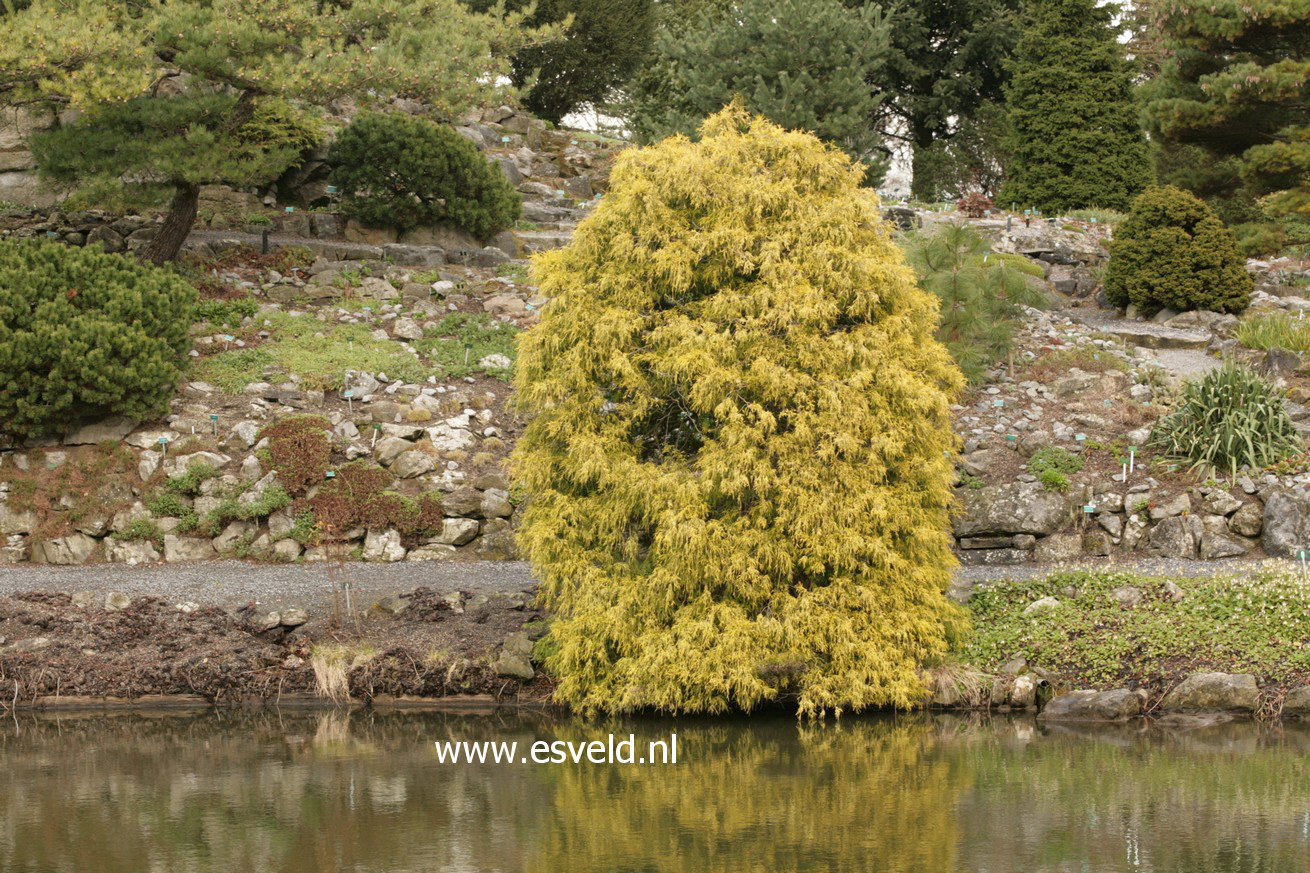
[525,715,965,873]
[4,713,1310,872]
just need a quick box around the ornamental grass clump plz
[513,106,966,718]
[0,239,195,439]
[1149,362,1301,476]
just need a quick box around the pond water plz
[1,709,1309,872]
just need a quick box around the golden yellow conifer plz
[513,106,965,717]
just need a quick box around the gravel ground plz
[953,555,1263,587]
[0,556,1270,612]
[0,560,539,613]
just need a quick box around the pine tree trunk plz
[141,183,201,266]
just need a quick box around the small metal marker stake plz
[501,136,510,143]
[223,334,234,351]
[372,423,380,449]
[1128,446,1136,475]
[158,436,169,456]
[1300,548,1309,581]
[464,342,472,367]
[46,231,58,239]
[1075,433,1087,442]
[285,206,295,213]
[343,389,353,414]
[210,414,219,435]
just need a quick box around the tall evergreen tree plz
[1142,0,1310,220]
[626,0,894,182]
[0,1,548,264]
[464,0,655,125]
[868,0,1021,200]
[999,0,1151,213]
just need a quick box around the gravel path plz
[0,557,1269,612]
[953,556,1262,587]
[0,560,539,612]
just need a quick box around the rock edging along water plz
[932,669,1310,722]
[7,586,1310,722]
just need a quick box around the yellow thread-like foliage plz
[513,106,965,717]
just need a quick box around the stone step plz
[1106,323,1211,350]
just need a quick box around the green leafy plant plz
[0,239,195,439]
[195,296,260,327]
[1027,446,1084,478]
[111,517,163,545]
[1149,362,1302,476]
[1234,313,1310,356]
[196,484,292,537]
[905,222,1048,383]
[328,111,520,237]
[1028,447,1082,491]
[414,312,519,379]
[1038,469,1070,492]
[1105,186,1252,315]
[191,312,428,392]
[163,462,221,496]
[961,568,1310,692]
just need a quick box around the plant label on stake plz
[372,423,380,449]
[343,389,353,414]
[1128,446,1136,475]
[158,436,169,456]
[1300,549,1309,581]
[210,414,219,435]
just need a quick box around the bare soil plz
[0,587,549,709]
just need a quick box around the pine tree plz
[464,0,655,125]
[1142,0,1310,220]
[0,240,196,438]
[998,0,1151,213]
[906,223,1048,382]
[869,0,1021,200]
[0,1,550,264]
[626,0,894,182]
[513,106,965,717]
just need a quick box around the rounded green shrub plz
[1105,186,1252,315]
[327,112,520,238]
[0,239,195,439]
[1149,362,1301,476]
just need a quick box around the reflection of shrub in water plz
[529,717,965,872]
